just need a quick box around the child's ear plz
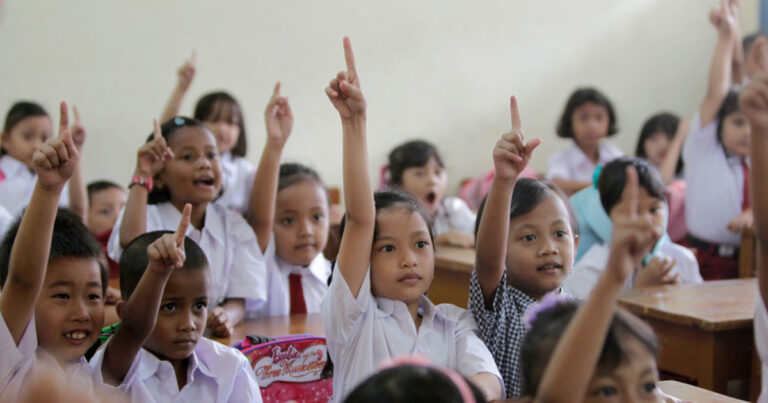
[115,300,126,320]
[0,131,9,148]
[572,233,580,253]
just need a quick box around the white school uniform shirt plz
[757,293,768,403]
[216,153,256,215]
[107,202,267,307]
[433,196,476,236]
[0,204,13,240]
[564,240,702,299]
[683,112,747,246]
[246,233,331,317]
[0,155,68,216]
[0,312,103,400]
[89,337,262,403]
[546,141,623,182]
[321,267,503,402]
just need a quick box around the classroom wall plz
[0,0,758,195]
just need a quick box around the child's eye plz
[281,217,294,225]
[206,152,218,159]
[99,208,112,215]
[53,293,69,300]
[23,133,33,140]
[642,382,657,394]
[555,230,567,238]
[733,117,746,126]
[415,240,429,249]
[378,244,395,252]
[594,386,617,396]
[88,293,102,301]
[313,214,324,221]
[161,303,177,312]
[521,234,536,242]
[194,301,207,310]
[181,153,194,161]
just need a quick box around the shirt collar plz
[136,345,215,383]
[157,203,225,247]
[0,155,31,176]
[276,253,331,283]
[374,294,436,322]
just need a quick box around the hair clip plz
[173,117,186,126]
[592,165,604,188]
[523,291,566,330]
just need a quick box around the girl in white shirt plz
[0,102,87,218]
[108,117,266,339]
[547,87,622,195]
[385,140,476,248]
[246,83,331,318]
[160,54,255,215]
[321,38,502,402]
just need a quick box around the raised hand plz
[264,81,294,145]
[33,102,80,190]
[492,96,542,181]
[635,256,680,287]
[70,106,86,151]
[177,51,196,91]
[147,203,190,273]
[710,0,736,36]
[135,119,173,178]
[606,166,664,284]
[325,37,366,120]
[207,306,233,337]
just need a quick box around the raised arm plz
[729,0,745,85]
[101,204,191,386]
[0,102,79,344]
[475,97,541,303]
[701,0,737,127]
[740,49,768,306]
[535,167,662,402]
[119,120,173,248]
[160,52,196,123]
[658,118,689,185]
[326,37,374,298]
[68,105,88,220]
[247,82,294,251]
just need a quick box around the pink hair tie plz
[378,163,390,190]
[378,355,476,403]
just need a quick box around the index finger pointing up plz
[73,105,81,124]
[153,118,162,141]
[343,37,357,75]
[510,96,522,131]
[58,101,69,137]
[175,203,192,247]
[622,165,639,217]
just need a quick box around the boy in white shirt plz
[565,157,702,299]
[90,205,261,402]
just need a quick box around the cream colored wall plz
[0,0,758,195]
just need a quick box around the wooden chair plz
[740,227,756,278]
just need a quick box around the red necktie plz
[742,158,750,211]
[288,273,307,315]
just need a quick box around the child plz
[635,113,687,184]
[107,118,266,337]
[739,59,768,403]
[160,53,255,215]
[246,83,331,317]
[320,37,502,402]
[683,0,755,280]
[520,166,668,402]
[386,140,476,248]
[564,157,702,299]
[344,357,487,403]
[470,96,579,398]
[87,181,127,278]
[0,109,110,399]
[547,87,623,195]
[0,102,87,218]
[90,206,262,402]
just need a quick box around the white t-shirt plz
[683,112,747,245]
[216,153,256,215]
[89,337,262,403]
[546,141,623,182]
[108,202,267,307]
[0,155,68,216]
[434,196,476,236]
[757,292,768,403]
[564,240,702,300]
[321,267,503,401]
[0,312,105,401]
[246,233,331,317]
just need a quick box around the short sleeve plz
[228,353,263,403]
[468,270,513,354]
[451,308,504,396]
[225,212,268,302]
[682,112,719,168]
[0,312,37,388]
[107,205,165,261]
[321,266,372,345]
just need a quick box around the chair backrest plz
[239,335,333,402]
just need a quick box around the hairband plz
[378,355,476,403]
[173,117,186,126]
[378,163,390,190]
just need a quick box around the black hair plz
[344,364,487,403]
[194,91,247,158]
[556,87,618,139]
[118,230,209,300]
[715,91,742,143]
[634,112,684,176]
[279,162,328,194]
[520,301,658,396]
[87,180,124,204]
[743,31,768,54]
[597,157,666,215]
[143,116,215,204]
[387,140,445,186]
[0,208,108,295]
[474,178,579,238]
[2,101,49,156]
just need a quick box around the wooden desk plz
[429,246,475,307]
[618,279,757,395]
[212,313,324,346]
[494,381,747,402]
